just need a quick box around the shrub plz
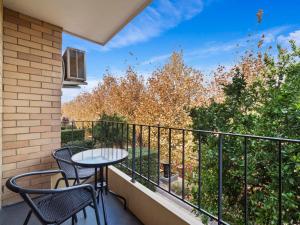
[61,129,85,144]
[63,139,95,148]
[93,113,126,147]
[116,148,158,191]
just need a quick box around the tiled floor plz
[0,193,143,225]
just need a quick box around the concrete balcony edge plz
[108,166,203,225]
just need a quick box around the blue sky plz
[62,0,300,102]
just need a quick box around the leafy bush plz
[93,113,126,147]
[63,139,95,150]
[189,44,300,225]
[116,148,158,191]
[61,129,85,144]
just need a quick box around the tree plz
[189,44,300,224]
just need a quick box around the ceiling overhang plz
[3,0,152,45]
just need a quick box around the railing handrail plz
[69,120,300,143]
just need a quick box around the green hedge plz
[61,129,85,144]
[62,139,95,150]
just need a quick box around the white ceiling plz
[4,0,151,45]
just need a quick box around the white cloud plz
[277,30,300,47]
[141,53,171,65]
[187,26,290,58]
[107,0,204,49]
[141,25,291,66]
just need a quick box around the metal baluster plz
[126,124,129,167]
[218,134,223,225]
[132,124,136,182]
[102,121,105,148]
[168,128,172,193]
[198,132,202,210]
[182,129,185,199]
[140,125,143,176]
[157,125,161,186]
[101,121,104,148]
[105,121,108,147]
[92,121,94,143]
[244,137,248,225]
[82,121,84,140]
[148,126,151,181]
[121,123,124,149]
[116,123,119,147]
[71,121,74,145]
[278,141,282,225]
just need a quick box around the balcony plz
[53,120,299,225]
[1,119,299,224]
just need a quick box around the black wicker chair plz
[52,146,95,188]
[6,170,101,225]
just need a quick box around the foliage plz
[61,35,300,225]
[189,43,300,224]
[116,149,158,191]
[61,129,85,144]
[63,139,95,149]
[93,113,127,147]
[63,53,213,169]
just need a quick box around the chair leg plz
[74,214,78,223]
[54,178,63,189]
[93,202,101,225]
[83,208,87,218]
[72,216,75,225]
[23,210,32,225]
[100,191,107,225]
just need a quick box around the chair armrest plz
[28,183,95,195]
[6,170,69,194]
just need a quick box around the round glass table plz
[71,148,128,168]
[71,148,128,225]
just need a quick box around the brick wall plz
[0,0,3,209]
[1,8,62,205]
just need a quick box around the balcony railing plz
[62,120,300,225]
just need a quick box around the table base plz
[94,167,127,225]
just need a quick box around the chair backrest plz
[52,147,78,179]
[6,170,69,224]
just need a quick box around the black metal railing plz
[61,120,300,225]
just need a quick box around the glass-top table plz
[71,148,128,168]
[71,148,128,225]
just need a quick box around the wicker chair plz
[52,147,95,187]
[6,170,101,225]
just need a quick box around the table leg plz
[105,165,108,195]
[100,167,108,225]
[95,168,99,203]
